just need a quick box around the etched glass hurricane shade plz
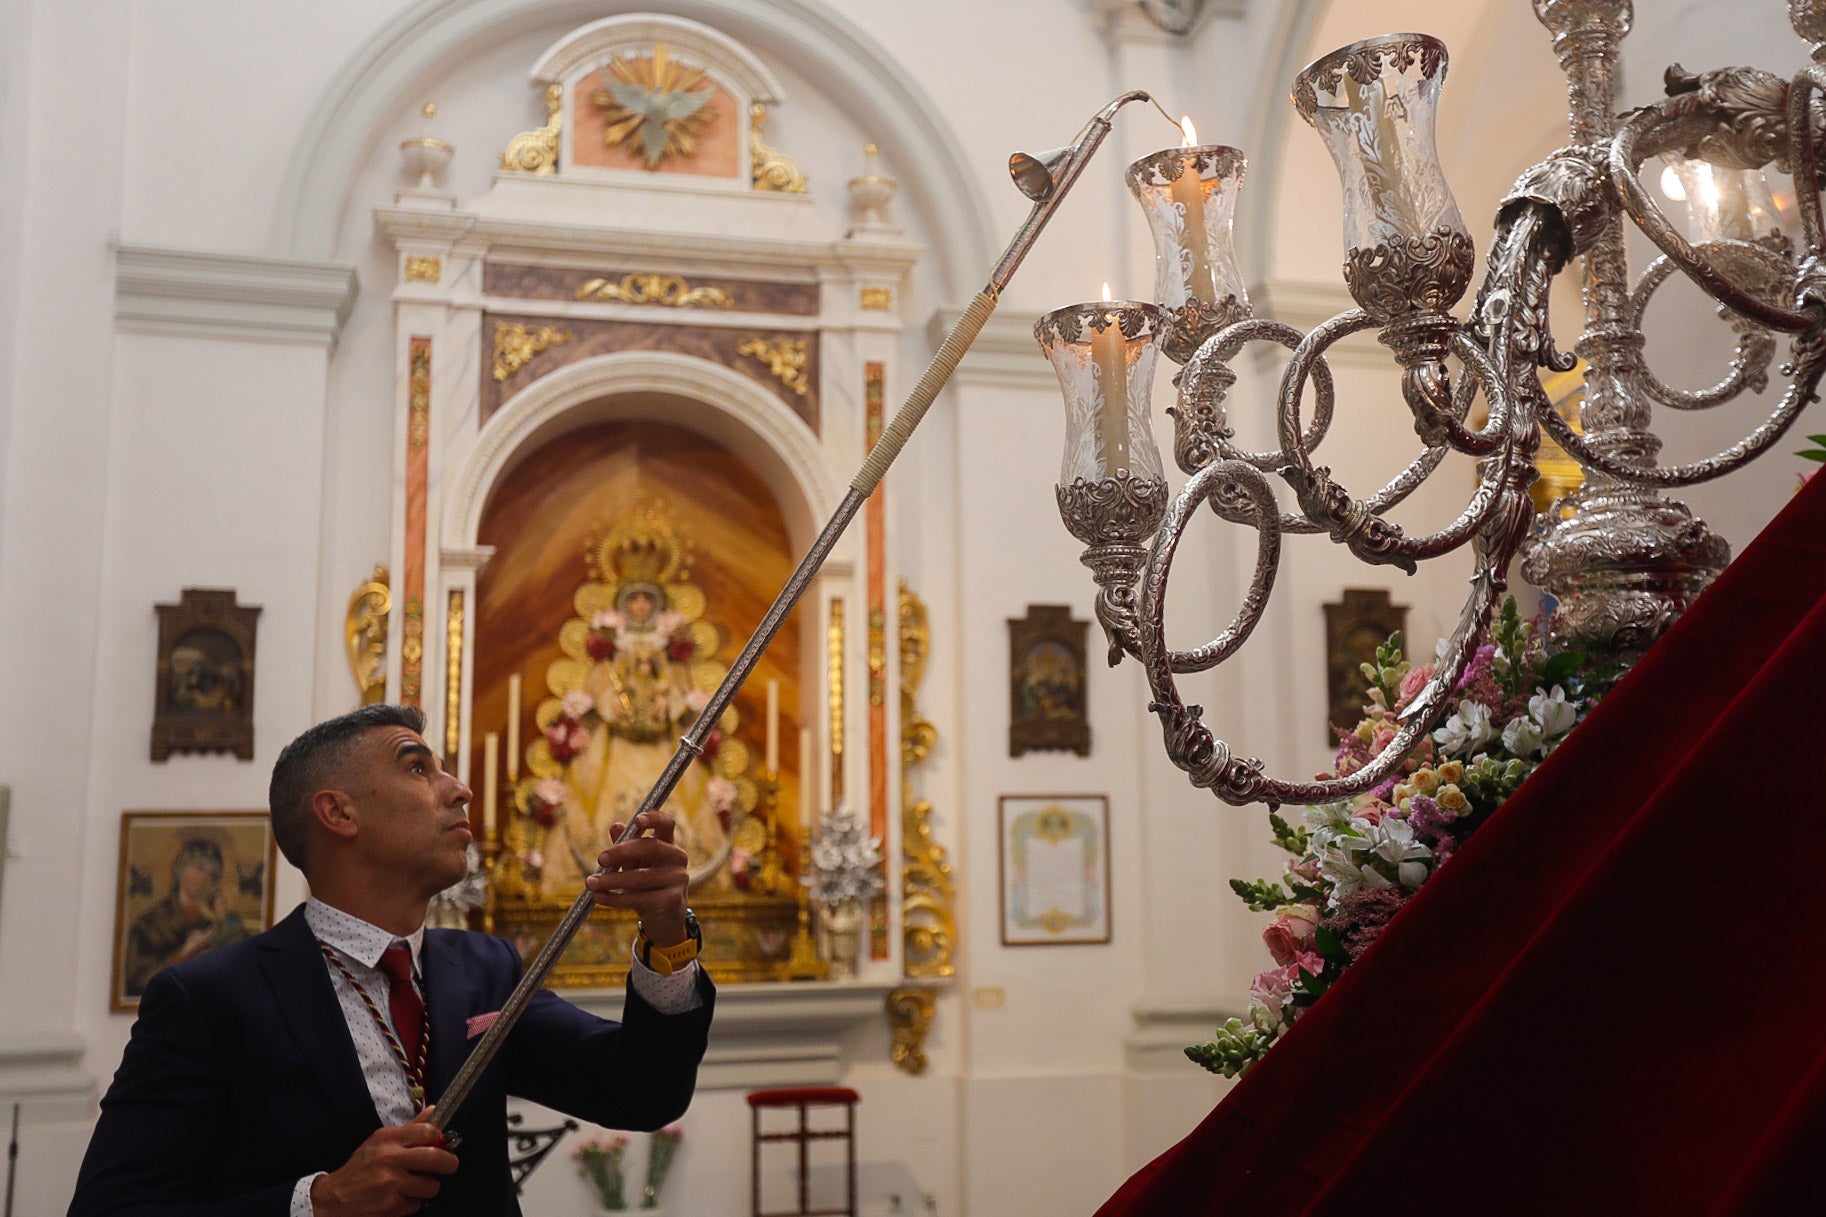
[1126,145,1250,363]
[1293,33,1472,317]
[1035,302,1167,489]
[1660,155,1783,244]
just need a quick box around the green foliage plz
[1799,435,1826,462]
[1185,1018,1277,1078]
[1229,877,1296,911]
[1268,811,1310,856]
[1359,631,1409,711]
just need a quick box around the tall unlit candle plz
[483,731,499,840]
[800,727,814,826]
[766,679,780,772]
[506,674,522,781]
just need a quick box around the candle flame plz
[1180,116,1198,147]
[1101,282,1113,302]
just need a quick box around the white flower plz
[1433,702,1495,756]
[685,688,710,714]
[1365,817,1432,889]
[590,609,624,632]
[561,689,595,720]
[1530,685,1578,740]
[1501,715,1545,758]
[533,777,567,806]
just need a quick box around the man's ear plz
[310,789,359,844]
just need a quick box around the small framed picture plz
[151,588,262,761]
[1007,604,1091,757]
[997,795,1111,945]
[112,811,277,1011]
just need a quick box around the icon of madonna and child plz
[512,510,765,902]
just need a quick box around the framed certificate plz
[997,795,1111,945]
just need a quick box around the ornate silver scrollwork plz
[1342,230,1477,320]
[1057,474,1170,664]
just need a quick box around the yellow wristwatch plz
[635,908,701,976]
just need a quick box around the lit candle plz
[506,673,521,781]
[1092,285,1131,476]
[482,731,499,840]
[766,679,780,772]
[1171,117,1213,305]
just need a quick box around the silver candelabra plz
[1037,0,1826,807]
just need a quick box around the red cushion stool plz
[746,1087,861,1217]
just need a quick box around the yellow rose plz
[1437,760,1465,785]
[1411,768,1439,795]
[1392,783,1414,810]
[1437,783,1469,814]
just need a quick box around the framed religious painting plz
[111,811,277,1011]
[1323,588,1407,745]
[1007,604,1091,757]
[997,795,1111,946]
[151,588,262,761]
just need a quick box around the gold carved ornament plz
[750,103,808,194]
[575,273,732,309]
[736,337,811,397]
[492,321,573,383]
[593,43,717,169]
[404,255,441,283]
[886,987,937,1075]
[408,342,431,449]
[500,83,562,174]
[445,590,464,759]
[344,565,391,706]
[401,597,425,706]
[860,287,893,311]
[889,582,954,1075]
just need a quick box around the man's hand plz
[588,810,690,945]
[310,1108,458,1217]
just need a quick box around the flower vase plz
[820,900,863,980]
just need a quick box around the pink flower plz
[1397,663,1434,711]
[1287,857,1322,884]
[1369,725,1396,754]
[1262,904,1320,966]
[1249,964,1298,1024]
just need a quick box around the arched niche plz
[445,350,844,559]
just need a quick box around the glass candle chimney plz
[1126,144,1250,364]
[1036,300,1167,497]
[1660,155,1783,244]
[1293,33,1472,318]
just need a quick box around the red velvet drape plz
[1096,471,1826,1216]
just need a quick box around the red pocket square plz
[466,1011,500,1039]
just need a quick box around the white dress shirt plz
[289,898,702,1216]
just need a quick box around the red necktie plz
[376,943,425,1071]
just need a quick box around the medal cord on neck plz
[316,940,429,1109]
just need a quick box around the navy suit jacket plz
[70,905,715,1216]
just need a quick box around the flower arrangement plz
[1186,598,1603,1078]
[641,1125,683,1208]
[575,1134,631,1210]
[803,804,886,909]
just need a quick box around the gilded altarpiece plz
[372,12,936,997]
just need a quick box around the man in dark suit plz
[70,703,714,1217]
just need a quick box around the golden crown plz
[586,502,690,587]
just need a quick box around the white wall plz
[0,1,1819,1213]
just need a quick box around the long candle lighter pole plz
[431,91,1164,1141]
